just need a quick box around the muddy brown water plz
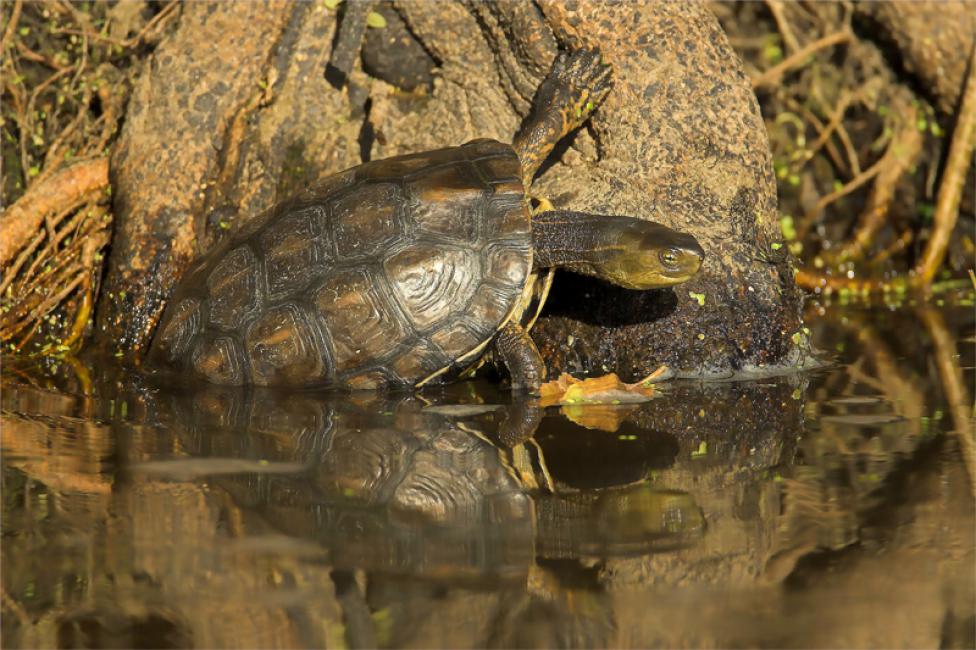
[2,306,973,649]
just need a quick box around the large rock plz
[531,1,804,377]
[857,1,976,116]
[97,0,804,376]
[97,2,362,358]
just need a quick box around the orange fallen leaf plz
[539,366,670,408]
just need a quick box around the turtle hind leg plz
[512,48,613,186]
[494,321,547,393]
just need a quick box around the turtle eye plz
[659,248,681,268]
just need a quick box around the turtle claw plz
[513,46,615,184]
[539,47,614,132]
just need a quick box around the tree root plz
[797,155,884,241]
[1,192,111,353]
[0,158,109,267]
[831,95,924,263]
[0,0,23,55]
[912,43,976,287]
[752,31,850,90]
[726,2,972,294]
[793,267,906,296]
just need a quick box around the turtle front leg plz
[494,321,547,393]
[512,48,613,186]
[493,399,544,448]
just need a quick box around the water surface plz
[2,306,973,648]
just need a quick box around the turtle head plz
[598,220,705,289]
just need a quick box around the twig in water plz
[918,308,975,498]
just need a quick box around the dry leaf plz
[539,366,669,407]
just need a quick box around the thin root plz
[912,43,976,287]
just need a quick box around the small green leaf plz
[323,0,341,9]
[688,291,706,306]
[366,11,387,28]
[763,43,782,65]
[917,202,935,222]
[779,214,796,241]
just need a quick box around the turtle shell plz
[151,139,531,388]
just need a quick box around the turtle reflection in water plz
[150,49,704,391]
[165,387,705,578]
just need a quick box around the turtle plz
[149,48,705,391]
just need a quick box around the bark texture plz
[856,1,976,116]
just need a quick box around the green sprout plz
[366,11,387,28]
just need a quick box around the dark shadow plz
[534,417,678,490]
[541,270,680,328]
[57,611,192,649]
[357,98,375,162]
[534,128,580,181]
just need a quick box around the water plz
[2,306,973,649]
